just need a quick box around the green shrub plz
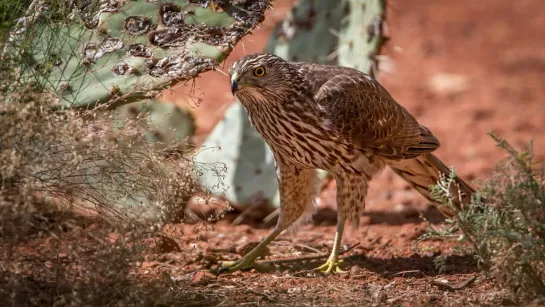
[425,132,545,301]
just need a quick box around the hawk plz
[217,53,476,274]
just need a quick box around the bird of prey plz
[217,53,476,274]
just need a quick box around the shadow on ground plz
[345,253,478,277]
[217,205,448,229]
[312,205,446,226]
[235,252,478,278]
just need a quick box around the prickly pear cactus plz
[263,0,345,64]
[104,99,196,222]
[197,0,387,210]
[338,0,387,76]
[5,0,271,108]
[113,99,196,149]
[196,102,281,209]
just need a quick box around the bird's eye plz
[253,67,266,77]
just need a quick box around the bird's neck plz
[236,70,326,136]
[240,86,327,142]
[240,86,321,119]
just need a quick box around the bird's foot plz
[314,259,347,274]
[214,258,275,275]
[214,259,252,275]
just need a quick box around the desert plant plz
[0,1,260,305]
[423,132,545,301]
[1,0,272,109]
[0,0,256,220]
[113,98,196,149]
[0,88,201,233]
[0,81,218,306]
[0,0,32,43]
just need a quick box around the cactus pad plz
[7,0,271,108]
[113,99,196,149]
[196,102,281,209]
[337,0,387,76]
[263,0,345,64]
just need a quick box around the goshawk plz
[217,53,476,274]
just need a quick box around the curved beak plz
[231,79,238,95]
[230,73,239,95]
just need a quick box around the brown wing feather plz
[293,62,439,159]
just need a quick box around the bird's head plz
[229,53,298,103]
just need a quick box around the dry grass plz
[0,1,229,304]
[0,86,218,305]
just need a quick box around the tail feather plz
[386,153,476,217]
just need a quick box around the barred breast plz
[243,97,385,179]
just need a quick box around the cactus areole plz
[8,0,271,108]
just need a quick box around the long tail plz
[386,153,476,218]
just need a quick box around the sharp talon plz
[315,259,347,275]
[214,259,255,275]
[212,262,229,275]
[214,264,229,276]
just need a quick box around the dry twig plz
[431,274,478,291]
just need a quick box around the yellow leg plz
[215,228,282,274]
[315,218,347,274]
[216,166,320,275]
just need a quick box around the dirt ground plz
[6,0,545,306]
[163,0,545,305]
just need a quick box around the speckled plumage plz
[218,53,476,274]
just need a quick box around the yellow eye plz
[253,67,266,77]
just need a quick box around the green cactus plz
[263,0,345,64]
[337,0,387,76]
[111,99,196,221]
[197,0,388,210]
[196,102,281,209]
[113,99,196,149]
[4,0,271,108]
